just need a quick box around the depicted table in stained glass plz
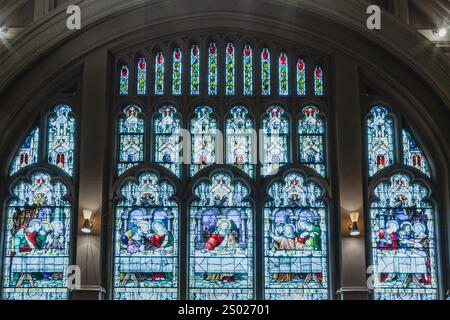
[11,255,67,273]
[116,255,176,273]
[376,253,428,274]
[267,253,324,274]
[193,254,249,274]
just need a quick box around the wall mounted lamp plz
[433,27,448,38]
[81,209,94,234]
[349,212,360,237]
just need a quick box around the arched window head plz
[153,105,182,178]
[370,173,438,300]
[117,105,145,176]
[190,106,217,177]
[47,104,75,176]
[9,128,39,176]
[367,106,395,177]
[225,43,235,95]
[2,171,72,300]
[261,48,271,96]
[189,172,253,300]
[298,106,326,177]
[226,106,255,178]
[264,171,329,300]
[113,172,179,300]
[279,52,289,96]
[136,57,147,95]
[154,52,165,95]
[190,45,200,95]
[402,129,431,177]
[208,43,218,96]
[172,48,182,95]
[262,105,289,176]
[243,45,253,95]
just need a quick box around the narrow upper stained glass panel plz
[2,172,72,300]
[154,106,182,178]
[225,43,235,95]
[9,128,40,176]
[297,58,306,96]
[189,173,254,300]
[279,52,289,96]
[262,105,289,176]
[113,173,179,300]
[367,106,395,177]
[226,106,255,177]
[190,45,200,95]
[298,106,326,176]
[172,48,182,95]
[155,52,165,95]
[261,48,271,96]
[190,106,217,177]
[47,105,75,176]
[137,57,147,95]
[118,105,145,176]
[243,45,253,95]
[208,43,218,95]
[402,129,431,177]
[314,66,324,96]
[119,64,129,95]
[370,173,438,300]
[264,172,329,300]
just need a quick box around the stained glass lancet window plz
[264,172,329,300]
[119,64,129,95]
[172,48,182,95]
[136,57,147,95]
[297,58,306,96]
[402,130,431,177]
[47,104,75,176]
[225,43,235,95]
[279,52,289,96]
[370,173,438,300]
[2,172,72,300]
[226,106,255,177]
[190,45,200,95]
[117,105,144,176]
[153,105,182,178]
[190,106,217,177]
[155,52,165,95]
[113,172,178,300]
[208,43,218,95]
[367,106,395,177]
[9,128,39,176]
[189,173,253,300]
[314,66,324,96]
[262,105,289,176]
[298,106,326,177]
[243,45,253,95]
[261,48,271,96]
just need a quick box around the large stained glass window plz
[225,43,235,95]
[262,105,289,176]
[264,172,329,300]
[47,104,75,176]
[155,52,165,95]
[117,105,144,176]
[367,106,395,177]
[172,48,182,95]
[279,52,289,96]
[153,105,182,178]
[402,130,431,177]
[136,57,147,95]
[208,43,218,95]
[314,66,324,96]
[9,128,39,176]
[261,48,271,96]
[298,106,326,177]
[243,45,253,95]
[190,106,217,177]
[190,45,200,95]
[189,173,253,300]
[2,172,72,300]
[226,106,255,177]
[119,64,129,95]
[297,58,306,96]
[370,173,438,300]
[113,172,178,300]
